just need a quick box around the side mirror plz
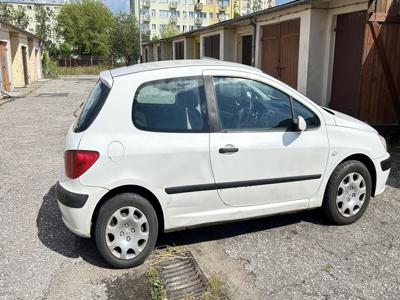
[297,116,307,131]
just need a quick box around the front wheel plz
[95,193,158,268]
[322,160,372,225]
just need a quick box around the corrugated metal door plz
[261,19,300,88]
[330,11,367,117]
[0,42,11,92]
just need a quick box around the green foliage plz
[47,43,60,59]
[160,23,179,39]
[0,4,14,22]
[0,4,29,30]
[14,6,29,30]
[56,0,114,56]
[110,13,139,65]
[146,268,167,300]
[42,52,58,78]
[35,5,52,45]
[203,276,229,300]
[59,42,73,56]
[151,34,160,42]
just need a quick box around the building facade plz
[0,19,43,93]
[0,0,68,45]
[131,0,275,39]
[142,0,400,136]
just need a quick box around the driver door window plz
[213,77,293,131]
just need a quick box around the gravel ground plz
[0,77,399,299]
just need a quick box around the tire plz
[322,160,372,225]
[95,193,158,268]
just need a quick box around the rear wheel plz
[95,193,158,268]
[322,160,372,225]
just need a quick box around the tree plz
[14,6,29,30]
[56,0,114,56]
[110,13,140,65]
[0,4,29,30]
[160,23,179,39]
[35,5,52,45]
[0,4,14,23]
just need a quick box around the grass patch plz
[146,268,167,300]
[203,276,229,300]
[55,64,111,76]
[322,263,334,272]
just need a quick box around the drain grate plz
[37,93,69,97]
[158,252,208,300]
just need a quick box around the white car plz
[57,60,391,268]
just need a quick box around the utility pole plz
[138,0,142,64]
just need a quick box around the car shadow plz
[157,208,328,247]
[36,184,109,268]
[387,151,399,189]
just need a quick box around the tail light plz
[64,150,99,179]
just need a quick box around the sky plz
[100,0,293,14]
[102,0,130,14]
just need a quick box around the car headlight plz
[379,135,387,151]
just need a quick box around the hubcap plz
[336,172,367,217]
[105,206,149,260]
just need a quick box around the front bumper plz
[56,180,108,238]
[373,154,391,196]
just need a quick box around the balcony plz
[219,4,227,12]
[195,17,203,25]
[142,14,150,22]
[169,15,178,23]
[169,1,178,9]
[143,0,150,7]
[194,3,203,11]
[218,14,229,22]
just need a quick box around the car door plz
[204,69,329,207]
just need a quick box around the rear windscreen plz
[74,80,110,133]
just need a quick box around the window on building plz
[151,9,156,16]
[209,12,213,19]
[201,12,206,18]
[27,5,32,10]
[160,10,169,17]
[183,25,187,32]
[189,25,194,31]
[152,24,156,30]
[132,77,208,132]
[176,25,180,31]
[189,11,194,18]
[183,11,187,18]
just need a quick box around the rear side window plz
[74,80,110,133]
[132,77,208,132]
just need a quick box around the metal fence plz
[57,55,114,67]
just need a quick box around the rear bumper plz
[56,180,108,238]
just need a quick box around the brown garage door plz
[261,19,300,89]
[0,42,11,92]
[330,11,367,117]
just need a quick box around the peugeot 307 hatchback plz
[57,60,391,268]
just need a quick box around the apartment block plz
[0,0,68,45]
[131,0,274,39]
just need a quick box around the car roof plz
[109,59,262,78]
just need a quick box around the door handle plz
[219,147,239,154]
